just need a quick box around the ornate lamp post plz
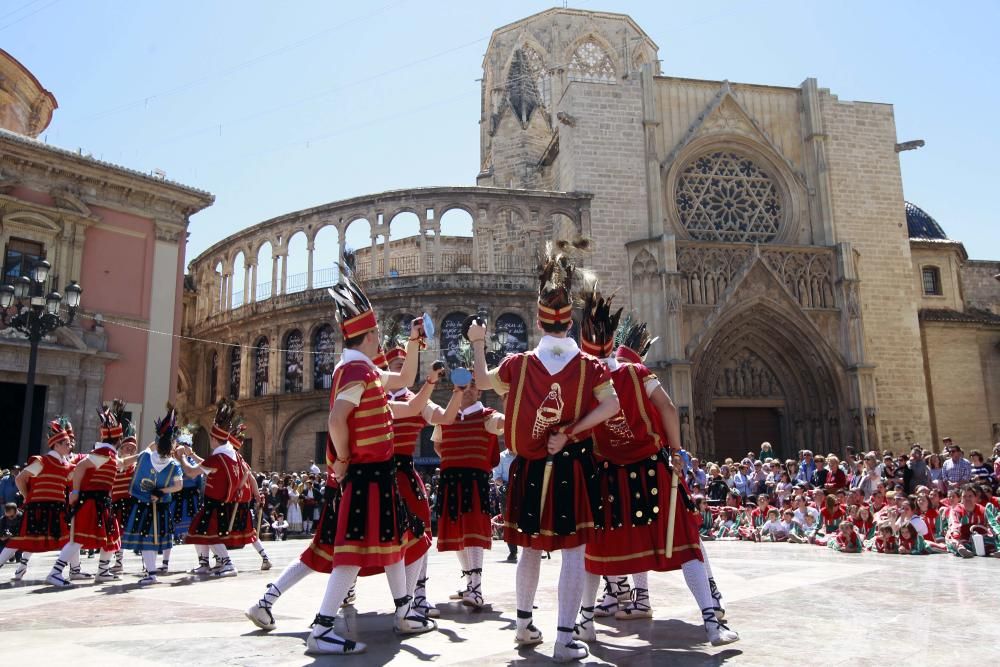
[0,260,83,465]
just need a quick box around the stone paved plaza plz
[1,539,997,666]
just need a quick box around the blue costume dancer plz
[171,431,203,541]
[121,407,183,585]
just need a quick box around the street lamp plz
[1,260,82,465]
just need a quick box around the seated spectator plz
[824,455,848,492]
[705,466,730,506]
[732,463,751,498]
[774,472,793,507]
[946,485,996,558]
[898,522,934,555]
[916,493,946,541]
[871,524,898,553]
[715,505,742,539]
[740,493,775,542]
[854,505,876,541]
[825,520,862,553]
[792,494,820,529]
[1,502,22,558]
[796,450,815,486]
[759,509,790,542]
[694,496,716,539]
[799,512,820,542]
[811,455,829,488]
[970,451,993,486]
[271,513,289,541]
[820,494,846,534]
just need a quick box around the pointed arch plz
[567,35,617,84]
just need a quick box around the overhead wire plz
[0,0,62,32]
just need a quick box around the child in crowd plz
[871,524,897,553]
[759,509,790,542]
[695,497,716,540]
[820,494,846,535]
[898,523,931,555]
[774,472,793,508]
[799,513,820,543]
[715,506,741,539]
[740,494,774,541]
[853,505,876,541]
[825,521,862,553]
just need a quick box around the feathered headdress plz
[98,398,127,442]
[228,416,247,451]
[155,403,177,450]
[579,284,622,358]
[382,316,408,365]
[328,249,378,341]
[175,424,195,447]
[537,237,592,328]
[121,420,138,448]
[614,314,657,364]
[47,416,72,449]
[210,398,237,443]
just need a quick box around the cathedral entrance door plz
[712,406,781,462]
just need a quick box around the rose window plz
[675,151,783,243]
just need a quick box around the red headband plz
[581,338,613,358]
[537,302,572,325]
[47,422,70,448]
[614,346,643,365]
[210,423,231,443]
[384,347,406,363]
[341,310,378,339]
[100,424,124,440]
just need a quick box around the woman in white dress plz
[286,483,303,534]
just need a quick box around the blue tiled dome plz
[905,202,947,240]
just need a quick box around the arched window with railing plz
[313,324,337,390]
[284,330,304,393]
[229,345,241,399]
[254,337,269,396]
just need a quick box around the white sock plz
[456,547,470,572]
[681,560,714,612]
[582,570,601,609]
[53,542,81,573]
[468,546,484,569]
[405,556,423,598]
[195,544,209,559]
[161,548,171,565]
[633,571,649,590]
[317,565,361,618]
[556,545,586,645]
[385,559,407,601]
[263,559,313,608]
[252,539,267,557]
[700,541,715,578]
[141,551,157,574]
[515,547,542,630]
[210,544,230,559]
[0,547,16,565]
[70,549,82,569]
[419,555,429,581]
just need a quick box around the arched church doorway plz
[691,297,848,462]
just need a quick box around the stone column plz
[280,253,288,295]
[307,242,315,290]
[248,261,257,302]
[224,271,233,310]
[271,255,279,297]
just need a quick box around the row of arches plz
[205,312,530,404]
[220,209,475,308]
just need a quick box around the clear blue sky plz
[5,0,998,274]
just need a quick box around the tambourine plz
[461,314,486,341]
[451,367,473,388]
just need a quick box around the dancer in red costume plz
[573,292,738,647]
[47,400,130,587]
[432,372,502,608]
[222,422,272,571]
[470,241,621,663]
[180,398,244,577]
[0,418,74,582]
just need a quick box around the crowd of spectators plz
[690,439,1000,558]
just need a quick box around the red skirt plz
[222,501,258,548]
[186,498,236,545]
[504,441,600,552]
[300,485,342,574]
[71,492,121,552]
[435,467,493,551]
[358,460,432,576]
[6,501,69,553]
[585,451,703,575]
[331,459,409,569]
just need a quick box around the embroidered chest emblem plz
[532,383,564,439]
[605,411,635,446]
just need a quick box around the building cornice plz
[0,128,214,223]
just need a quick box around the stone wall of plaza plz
[175,186,591,471]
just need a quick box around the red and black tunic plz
[389,392,433,564]
[496,351,610,551]
[434,407,500,551]
[72,446,121,551]
[7,454,72,552]
[586,361,703,575]
[111,462,136,530]
[330,360,414,569]
[223,455,258,549]
[185,448,242,545]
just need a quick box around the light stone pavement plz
[1,539,997,666]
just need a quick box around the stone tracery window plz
[254,337,269,397]
[229,346,241,399]
[568,39,616,83]
[675,150,783,243]
[209,351,219,404]
[284,330,304,393]
[313,325,337,390]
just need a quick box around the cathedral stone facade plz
[177,8,999,468]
